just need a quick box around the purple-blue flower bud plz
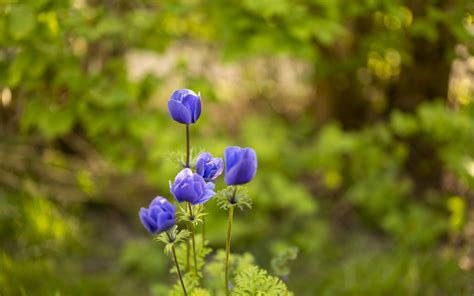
[224,146,257,185]
[170,168,216,205]
[139,196,176,234]
[196,152,224,182]
[167,89,201,124]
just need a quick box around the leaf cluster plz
[177,204,207,228]
[215,186,252,211]
[155,226,191,255]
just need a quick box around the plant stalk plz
[186,239,190,271]
[202,215,206,245]
[184,124,191,271]
[187,202,198,274]
[225,206,234,296]
[191,231,198,274]
[185,124,190,168]
[172,245,188,296]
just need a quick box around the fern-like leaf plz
[232,266,290,296]
[215,186,252,211]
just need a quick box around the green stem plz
[186,239,190,271]
[172,245,188,296]
[202,215,206,245]
[184,124,191,271]
[187,203,198,274]
[185,124,190,168]
[191,231,198,274]
[225,206,234,296]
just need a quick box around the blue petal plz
[170,169,199,203]
[192,95,201,123]
[176,168,193,181]
[139,208,157,233]
[206,182,216,191]
[178,183,199,203]
[224,146,242,173]
[169,180,177,200]
[196,152,211,176]
[150,196,166,207]
[198,152,213,163]
[149,206,160,221]
[210,158,224,179]
[161,200,175,214]
[191,173,206,200]
[158,212,175,231]
[224,158,257,185]
[179,91,201,123]
[168,99,191,124]
[195,182,216,204]
[150,196,175,214]
[242,148,257,163]
[170,89,197,102]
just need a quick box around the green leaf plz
[233,266,290,295]
[215,186,252,211]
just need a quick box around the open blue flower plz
[196,152,224,182]
[139,196,176,234]
[170,168,216,205]
[224,146,257,185]
[167,89,201,124]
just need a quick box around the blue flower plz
[167,89,201,124]
[139,196,176,234]
[224,146,257,185]
[170,168,216,205]
[196,152,224,182]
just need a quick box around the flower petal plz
[170,168,199,203]
[158,212,175,231]
[192,95,201,123]
[211,158,224,179]
[224,158,257,185]
[170,89,197,102]
[139,208,157,233]
[192,173,206,198]
[150,196,166,207]
[168,99,191,124]
[195,182,216,204]
[196,152,212,176]
[224,146,242,173]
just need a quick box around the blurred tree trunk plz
[389,0,454,112]
[310,1,457,191]
[312,1,456,129]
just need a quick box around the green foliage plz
[1,0,473,295]
[315,244,472,295]
[155,226,191,255]
[174,234,212,276]
[202,251,291,295]
[447,196,466,233]
[271,246,299,278]
[215,186,252,211]
[167,148,203,169]
[233,266,289,296]
[177,204,207,227]
[151,235,292,295]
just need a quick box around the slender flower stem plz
[172,245,188,296]
[185,124,190,168]
[191,231,198,274]
[186,239,190,271]
[225,206,234,296]
[184,124,191,271]
[187,202,198,274]
[202,215,206,245]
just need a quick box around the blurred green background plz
[1,0,474,295]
